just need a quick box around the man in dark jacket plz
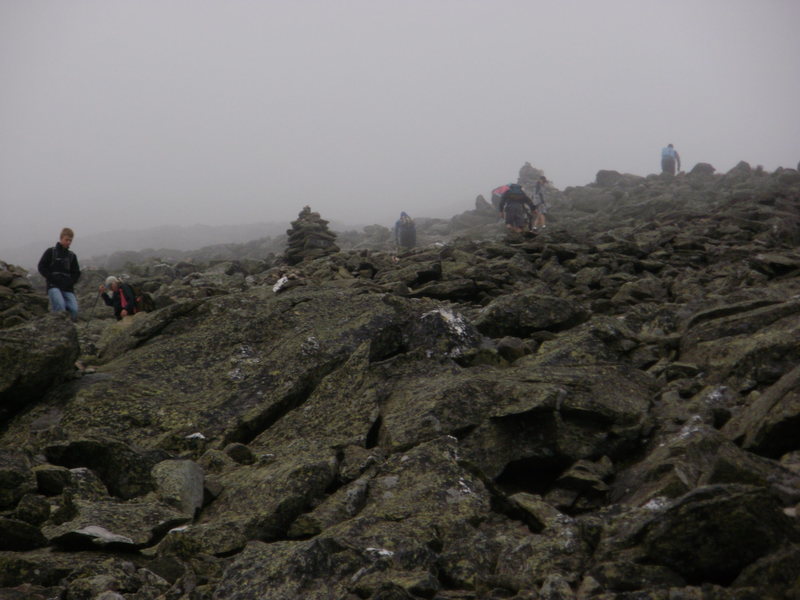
[498,184,535,233]
[37,227,81,321]
[394,211,416,250]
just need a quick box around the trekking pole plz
[84,291,100,331]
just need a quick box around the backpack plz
[662,146,675,158]
[128,283,155,312]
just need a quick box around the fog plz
[2,0,799,258]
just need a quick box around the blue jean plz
[48,288,79,321]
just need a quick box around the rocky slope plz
[1,162,800,600]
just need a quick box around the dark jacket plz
[395,215,416,249]
[38,242,81,293]
[101,283,137,320]
[498,187,534,213]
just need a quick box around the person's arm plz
[71,254,81,284]
[37,248,53,283]
[98,285,115,307]
[676,152,681,171]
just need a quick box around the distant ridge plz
[0,221,290,270]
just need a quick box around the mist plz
[2,0,799,259]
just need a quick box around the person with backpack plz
[98,276,137,320]
[532,176,549,230]
[394,211,416,250]
[37,227,81,321]
[490,184,510,211]
[498,183,535,233]
[661,143,681,175]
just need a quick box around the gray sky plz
[2,0,799,252]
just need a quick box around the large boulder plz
[0,313,79,421]
[473,290,588,338]
[42,497,190,550]
[723,363,800,458]
[639,484,799,585]
[679,299,800,391]
[0,261,48,329]
[0,450,36,510]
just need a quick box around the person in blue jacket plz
[661,144,681,175]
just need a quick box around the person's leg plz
[63,292,79,321]
[48,287,66,313]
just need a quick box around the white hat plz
[105,276,119,287]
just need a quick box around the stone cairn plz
[284,206,340,265]
[0,261,48,329]
[518,161,545,192]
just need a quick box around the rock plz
[66,467,110,500]
[0,450,36,510]
[44,439,169,499]
[610,420,800,507]
[151,459,204,516]
[0,261,48,329]
[688,162,716,177]
[722,362,800,458]
[473,291,588,338]
[495,336,534,362]
[0,313,79,421]
[224,442,255,464]
[32,464,72,495]
[43,497,190,550]
[0,517,48,550]
[679,299,800,391]
[640,484,798,585]
[13,493,51,525]
[595,169,625,187]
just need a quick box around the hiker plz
[532,176,549,230]
[37,227,81,321]
[661,143,681,175]
[498,183,535,233]
[98,276,137,320]
[490,184,510,211]
[394,211,416,250]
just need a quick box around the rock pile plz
[0,261,47,329]
[0,161,799,599]
[284,205,340,265]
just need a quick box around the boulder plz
[688,162,716,177]
[151,459,204,517]
[0,517,48,551]
[44,439,169,500]
[0,450,36,510]
[473,290,588,338]
[639,484,799,585]
[43,497,190,550]
[723,362,800,458]
[611,420,800,507]
[0,313,79,421]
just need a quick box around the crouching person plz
[99,276,136,320]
